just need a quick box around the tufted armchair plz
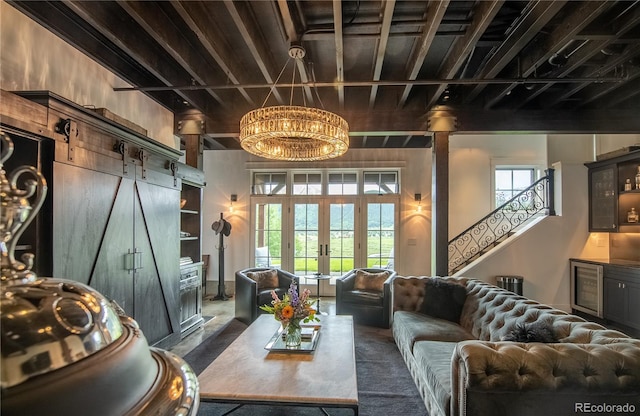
[235,268,299,325]
[336,268,397,328]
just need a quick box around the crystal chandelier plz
[239,46,349,161]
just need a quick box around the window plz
[495,168,535,207]
[328,172,357,195]
[363,172,399,194]
[253,172,286,195]
[293,173,322,195]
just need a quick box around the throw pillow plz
[246,269,279,290]
[353,269,390,292]
[502,321,558,343]
[421,278,467,323]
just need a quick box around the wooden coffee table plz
[198,314,358,415]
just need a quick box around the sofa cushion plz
[341,289,384,306]
[412,340,458,416]
[422,278,467,323]
[393,311,475,353]
[246,269,279,290]
[354,269,390,291]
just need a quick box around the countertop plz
[570,258,640,269]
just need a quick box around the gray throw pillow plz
[421,278,467,323]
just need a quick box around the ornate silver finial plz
[0,131,48,284]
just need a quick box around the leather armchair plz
[235,268,299,325]
[336,268,397,328]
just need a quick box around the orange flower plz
[281,305,294,319]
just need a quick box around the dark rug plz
[184,319,427,416]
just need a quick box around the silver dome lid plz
[0,131,198,415]
[1,277,126,388]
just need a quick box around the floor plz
[169,296,337,357]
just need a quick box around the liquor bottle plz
[625,179,632,191]
[628,207,639,223]
[636,166,640,189]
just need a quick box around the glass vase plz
[284,322,302,348]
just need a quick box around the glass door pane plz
[254,202,282,268]
[293,203,320,277]
[328,202,355,280]
[366,203,395,269]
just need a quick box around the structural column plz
[176,112,205,169]
[428,109,457,276]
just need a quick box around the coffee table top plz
[198,314,358,408]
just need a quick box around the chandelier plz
[239,46,349,161]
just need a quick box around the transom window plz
[253,172,286,195]
[293,173,322,195]
[363,172,398,194]
[251,170,399,196]
[328,173,357,195]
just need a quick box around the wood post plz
[428,109,457,276]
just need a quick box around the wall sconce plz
[229,194,237,213]
[415,193,422,212]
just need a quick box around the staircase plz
[448,169,555,275]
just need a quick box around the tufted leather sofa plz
[392,276,640,416]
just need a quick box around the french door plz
[293,199,355,295]
[251,197,397,296]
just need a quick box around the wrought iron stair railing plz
[448,169,555,275]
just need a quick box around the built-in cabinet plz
[586,149,640,233]
[176,163,206,337]
[1,90,184,349]
[603,265,640,331]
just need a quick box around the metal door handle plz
[325,244,329,254]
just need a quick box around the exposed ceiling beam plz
[577,67,640,107]
[223,0,285,104]
[170,1,252,107]
[368,0,396,108]
[114,76,627,92]
[6,1,179,111]
[510,2,640,109]
[61,0,213,113]
[398,0,450,107]
[426,0,504,108]
[482,0,612,109]
[464,0,567,104]
[118,1,226,108]
[276,0,314,104]
[547,45,640,106]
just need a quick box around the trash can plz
[496,275,523,296]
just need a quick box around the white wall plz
[454,133,640,309]
[449,134,547,237]
[202,148,432,291]
[456,162,589,311]
[0,3,175,148]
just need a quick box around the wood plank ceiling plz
[8,0,640,150]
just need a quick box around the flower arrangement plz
[260,282,319,346]
[260,282,319,327]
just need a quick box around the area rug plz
[184,319,427,416]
